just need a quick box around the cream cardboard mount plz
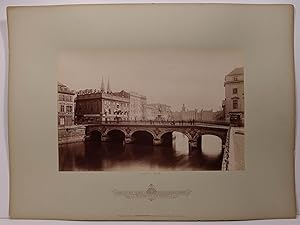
[7,4,296,220]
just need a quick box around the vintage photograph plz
[57,49,244,171]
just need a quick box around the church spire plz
[100,76,105,93]
[107,76,112,94]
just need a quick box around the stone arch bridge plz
[84,121,230,153]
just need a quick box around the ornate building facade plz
[75,89,130,123]
[57,82,75,127]
[223,67,244,121]
[75,78,130,123]
[74,77,173,123]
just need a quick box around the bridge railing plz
[75,118,230,126]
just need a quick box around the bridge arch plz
[160,130,191,144]
[86,127,102,136]
[200,133,223,140]
[158,129,194,142]
[89,130,102,142]
[131,130,154,145]
[160,132,173,146]
[129,128,156,139]
[103,128,126,136]
[106,129,126,143]
[201,130,227,144]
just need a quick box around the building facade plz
[145,103,172,121]
[57,82,75,127]
[144,104,157,120]
[129,92,147,120]
[75,89,130,123]
[171,104,218,121]
[223,67,244,120]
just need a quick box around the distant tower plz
[107,77,112,94]
[182,104,186,112]
[100,76,105,93]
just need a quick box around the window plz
[66,105,72,113]
[233,100,238,109]
[59,117,65,125]
[60,105,65,112]
[233,88,238,94]
[234,76,238,81]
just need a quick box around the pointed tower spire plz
[100,76,105,93]
[107,76,112,94]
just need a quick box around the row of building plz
[172,104,224,122]
[57,80,172,126]
[58,67,244,126]
[172,67,245,122]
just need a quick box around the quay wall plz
[58,125,85,144]
[222,127,245,171]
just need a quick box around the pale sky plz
[58,49,243,112]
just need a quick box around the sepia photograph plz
[7,3,297,221]
[57,49,245,171]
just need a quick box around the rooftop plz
[227,67,244,76]
[57,82,75,95]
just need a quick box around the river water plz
[59,132,223,171]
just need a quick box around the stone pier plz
[188,140,196,154]
[125,136,133,144]
[101,134,110,142]
[153,138,162,145]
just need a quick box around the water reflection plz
[59,133,223,171]
[172,132,189,154]
[202,135,223,156]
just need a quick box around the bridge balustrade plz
[77,119,230,126]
